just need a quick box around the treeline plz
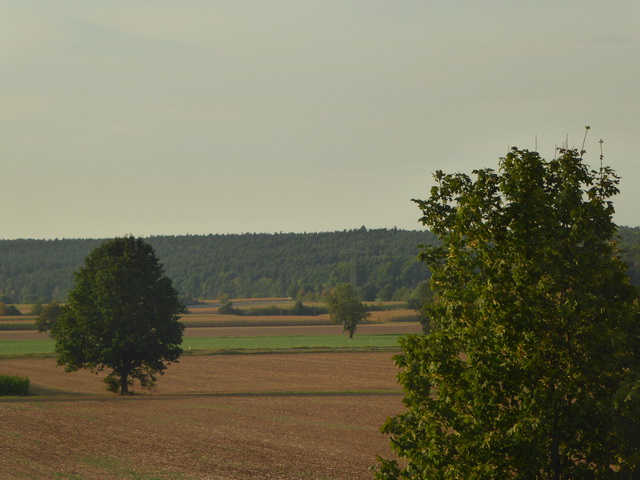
[616,226,640,284]
[2,226,639,304]
[0,228,437,303]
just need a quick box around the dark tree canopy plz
[325,283,370,339]
[0,229,435,303]
[0,303,21,316]
[35,301,61,333]
[375,147,640,478]
[52,236,185,395]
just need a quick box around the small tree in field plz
[325,283,370,339]
[374,145,640,478]
[52,236,185,395]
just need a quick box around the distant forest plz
[1,226,640,304]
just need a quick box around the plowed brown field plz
[0,352,405,479]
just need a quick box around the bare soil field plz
[0,353,405,479]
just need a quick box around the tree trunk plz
[550,384,561,480]
[119,369,130,395]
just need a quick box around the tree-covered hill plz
[0,228,437,303]
[2,226,639,304]
[616,226,640,284]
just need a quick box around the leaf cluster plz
[375,148,640,478]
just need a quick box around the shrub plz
[0,303,22,316]
[0,375,30,396]
[218,299,243,315]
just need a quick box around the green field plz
[182,334,405,353]
[0,339,56,356]
[0,334,406,357]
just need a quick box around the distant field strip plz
[1,309,418,330]
[182,310,417,327]
[181,315,332,327]
[0,339,55,356]
[183,334,405,353]
[0,334,407,356]
[0,316,38,331]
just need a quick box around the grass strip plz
[0,334,406,357]
[0,339,56,356]
[182,334,404,353]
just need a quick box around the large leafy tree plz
[52,236,185,395]
[375,147,640,478]
[325,283,370,339]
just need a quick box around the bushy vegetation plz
[325,283,370,339]
[0,303,22,316]
[0,229,435,303]
[35,302,61,333]
[376,146,640,478]
[217,300,328,317]
[0,375,30,396]
[53,236,185,395]
[2,227,640,305]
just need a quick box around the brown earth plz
[0,352,405,480]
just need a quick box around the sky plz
[2,0,639,239]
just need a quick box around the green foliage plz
[291,301,327,316]
[0,303,21,316]
[218,299,328,316]
[325,283,370,339]
[0,238,102,303]
[618,226,640,284]
[218,299,243,315]
[0,334,404,357]
[375,147,640,478]
[406,280,434,331]
[7,227,640,304]
[52,236,185,395]
[0,229,435,303]
[237,302,328,316]
[0,375,29,396]
[30,301,44,315]
[35,301,62,333]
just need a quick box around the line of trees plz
[0,228,436,304]
[2,226,640,305]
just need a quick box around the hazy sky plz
[2,1,639,239]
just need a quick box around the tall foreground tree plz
[375,147,640,479]
[52,236,185,395]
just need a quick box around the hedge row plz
[0,323,37,331]
[0,375,30,396]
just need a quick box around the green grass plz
[0,339,56,356]
[183,334,404,353]
[0,334,405,357]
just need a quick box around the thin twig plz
[580,126,590,158]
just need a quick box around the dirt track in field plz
[0,353,405,479]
